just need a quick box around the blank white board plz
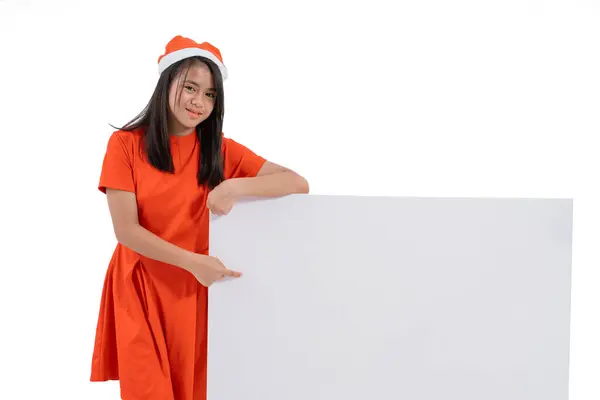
[207,195,573,400]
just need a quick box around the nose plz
[191,94,204,108]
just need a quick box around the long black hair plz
[112,56,225,189]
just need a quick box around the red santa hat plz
[157,35,228,80]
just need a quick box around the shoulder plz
[104,128,144,155]
[101,129,146,167]
[220,132,250,152]
[109,128,144,145]
[220,132,265,160]
[219,132,266,178]
[221,132,233,147]
[220,132,237,154]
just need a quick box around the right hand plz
[186,254,242,287]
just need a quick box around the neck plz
[168,117,194,137]
[172,129,194,137]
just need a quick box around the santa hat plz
[157,35,228,80]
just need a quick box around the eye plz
[184,85,195,92]
[206,92,216,99]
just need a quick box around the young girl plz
[90,35,309,400]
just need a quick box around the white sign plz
[208,195,573,400]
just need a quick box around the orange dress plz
[90,128,266,400]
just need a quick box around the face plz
[167,60,217,135]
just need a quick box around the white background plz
[0,0,597,399]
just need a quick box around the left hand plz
[206,179,243,216]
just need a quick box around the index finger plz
[224,268,242,278]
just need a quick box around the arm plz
[106,188,198,271]
[232,161,309,197]
[209,137,310,215]
[106,188,241,285]
[99,132,237,285]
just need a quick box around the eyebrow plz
[184,80,216,91]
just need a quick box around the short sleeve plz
[222,136,267,179]
[98,131,136,194]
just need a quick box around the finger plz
[212,258,241,277]
[224,268,242,278]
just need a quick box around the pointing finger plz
[225,269,242,277]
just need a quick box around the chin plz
[179,119,201,130]
[184,115,207,127]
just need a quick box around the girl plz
[90,35,309,400]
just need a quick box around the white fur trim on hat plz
[157,48,228,80]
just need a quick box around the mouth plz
[186,108,203,118]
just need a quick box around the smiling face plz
[167,60,217,136]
